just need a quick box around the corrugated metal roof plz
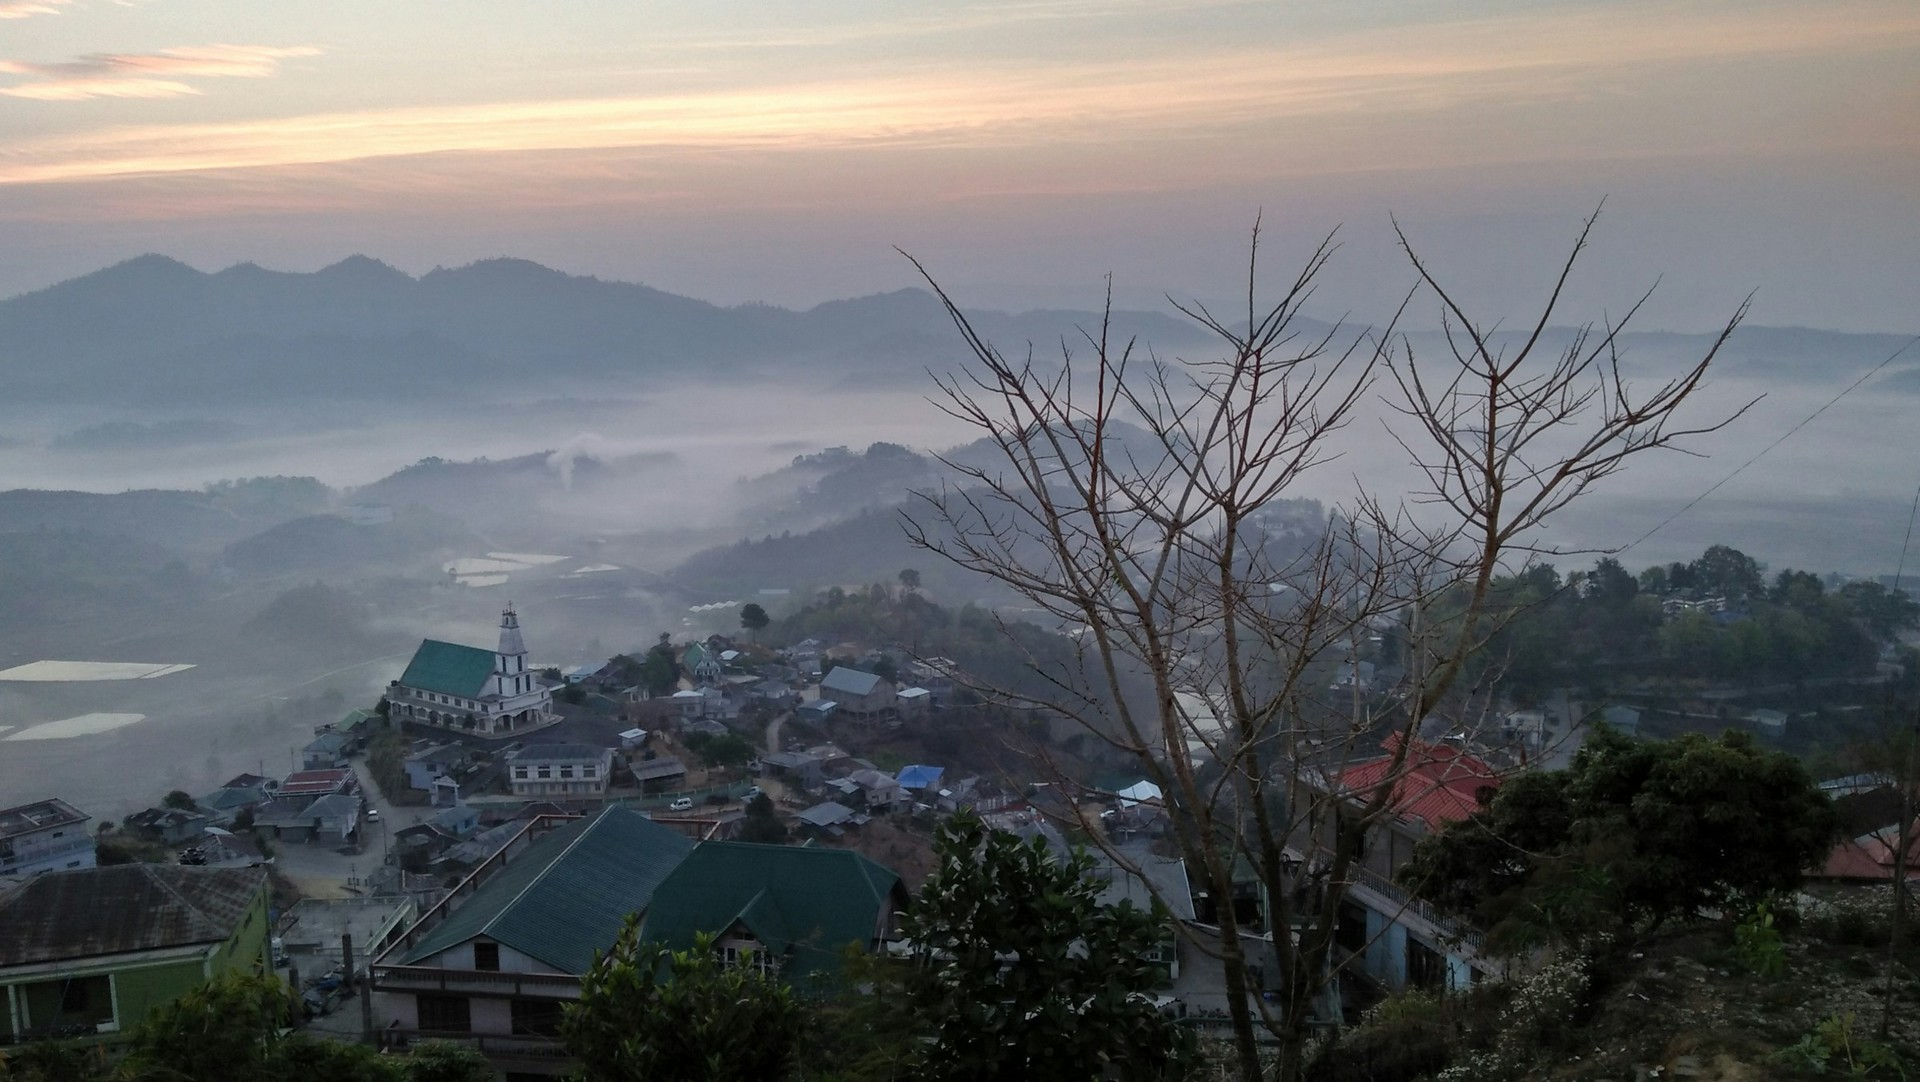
[398,640,496,698]
[641,841,900,988]
[401,806,693,974]
[820,667,883,697]
[0,865,265,966]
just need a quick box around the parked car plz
[668,797,694,811]
[744,786,763,801]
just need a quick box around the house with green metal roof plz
[370,806,693,1064]
[641,841,906,991]
[386,607,556,737]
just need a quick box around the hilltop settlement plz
[4,543,1920,1081]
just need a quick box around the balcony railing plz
[382,1027,570,1062]
[372,964,582,999]
[1340,863,1485,952]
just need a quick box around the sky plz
[1,0,1916,331]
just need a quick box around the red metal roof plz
[1337,734,1502,830]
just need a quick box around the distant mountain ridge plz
[0,254,1216,403]
[1,254,1907,405]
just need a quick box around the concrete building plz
[507,744,615,800]
[0,799,94,879]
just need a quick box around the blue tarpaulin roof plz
[896,764,944,790]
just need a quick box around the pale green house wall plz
[1,877,272,1043]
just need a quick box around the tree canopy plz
[1401,726,1838,950]
[564,919,806,1082]
[902,811,1193,1082]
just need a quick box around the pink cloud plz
[0,0,72,19]
[0,44,319,101]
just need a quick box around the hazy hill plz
[0,255,1215,403]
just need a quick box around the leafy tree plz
[398,1041,496,1082]
[124,970,298,1081]
[564,918,806,1082]
[903,811,1192,1082]
[740,793,788,844]
[161,790,197,811]
[1586,558,1638,606]
[740,602,771,642]
[1403,726,1837,945]
[641,638,680,698]
[898,568,921,592]
[682,731,753,769]
[1689,543,1764,601]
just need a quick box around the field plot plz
[0,661,195,681]
[5,713,148,740]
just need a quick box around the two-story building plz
[640,841,906,993]
[507,744,615,799]
[1299,734,1503,994]
[0,799,94,879]
[0,865,271,1043]
[371,808,694,1074]
[388,608,555,737]
[818,667,895,718]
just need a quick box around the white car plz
[668,797,694,812]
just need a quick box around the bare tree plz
[901,210,1748,1082]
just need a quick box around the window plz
[537,766,552,779]
[1335,902,1369,954]
[721,944,777,976]
[513,767,529,780]
[559,766,574,779]
[472,941,500,971]
[417,995,471,1034]
[582,766,596,779]
[510,998,564,1037]
[1406,937,1446,991]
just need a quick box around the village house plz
[404,743,469,793]
[681,642,724,685]
[759,750,825,791]
[819,667,895,718]
[387,608,556,738]
[0,865,270,1042]
[278,768,357,801]
[124,806,211,846]
[507,744,615,800]
[371,808,694,1072]
[1295,734,1503,993]
[317,708,383,751]
[895,686,932,719]
[302,730,354,771]
[640,842,907,992]
[0,799,94,879]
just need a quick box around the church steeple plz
[497,606,527,673]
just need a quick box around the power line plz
[1621,334,1920,555]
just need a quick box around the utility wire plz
[1621,334,1919,555]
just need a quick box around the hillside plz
[0,255,1215,404]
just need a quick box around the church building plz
[387,608,555,737]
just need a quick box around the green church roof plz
[641,842,902,990]
[401,806,694,974]
[398,639,496,698]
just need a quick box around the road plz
[270,755,441,899]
